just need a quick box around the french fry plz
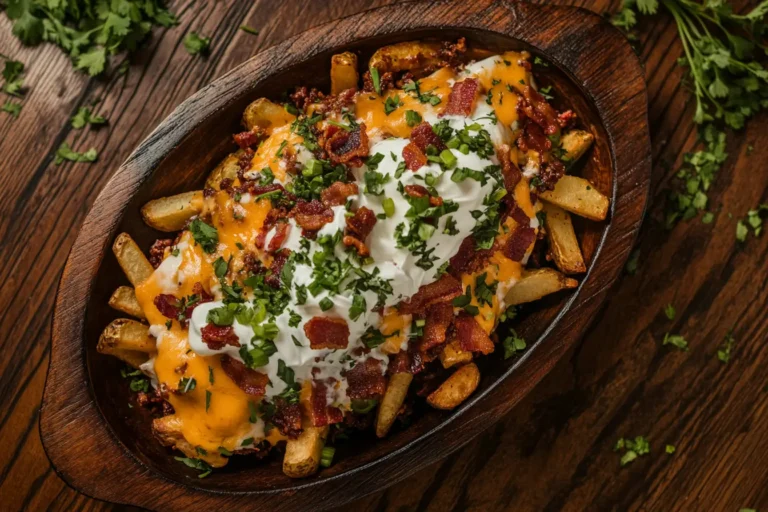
[439,339,473,369]
[98,318,157,354]
[331,52,359,95]
[504,268,578,306]
[283,425,329,478]
[242,98,295,133]
[153,416,228,468]
[205,151,242,190]
[426,362,480,410]
[560,129,594,165]
[113,232,154,286]
[375,372,412,438]
[538,175,609,221]
[541,202,586,275]
[108,286,146,320]
[141,191,203,232]
[369,40,443,75]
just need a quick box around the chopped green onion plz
[382,197,395,217]
[351,398,378,414]
[320,446,335,468]
[439,149,457,169]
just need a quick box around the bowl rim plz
[41,0,651,509]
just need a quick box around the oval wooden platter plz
[41,0,651,510]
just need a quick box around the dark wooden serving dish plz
[41,0,650,510]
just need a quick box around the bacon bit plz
[362,70,395,93]
[398,274,463,315]
[321,181,359,207]
[309,381,344,428]
[449,237,495,277]
[201,324,241,350]
[390,347,425,375]
[293,199,334,231]
[255,206,291,249]
[454,313,494,355]
[497,144,522,193]
[233,130,261,149]
[346,206,377,239]
[519,85,560,135]
[321,88,358,115]
[271,399,303,439]
[153,294,179,319]
[324,124,369,166]
[148,238,173,268]
[420,302,455,352]
[440,78,479,117]
[404,184,428,198]
[343,235,369,257]
[410,122,445,152]
[557,109,576,128]
[266,249,290,289]
[239,182,286,198]
[503,225,536,262]
[402,142,428,171]
[267,221,291,253]
[520,58,532,71]
[509,204,531,226]
[304,317,350,349]
[220,355,268,396]
[345,358,387,399]
[290,86,325,111]
[237,148,255,175]
[517,120,551,154]
[537,159,566,191]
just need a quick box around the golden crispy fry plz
[560,129,594,165]
[439,339,473,369]
[427,362,480,410]
[369,40,443,75]
[108,286,146,320]
[538,175,609,221]
[331,52,359,95]
[102,347,148,369]
[542,202,586,275]
[504,268,578,306]
[98,318,156,354]
[141,191,203,232]
[283,425,329,478]
[242,98,295,133]
[153,415,228,468]
[205,151,243,190]
[375,372,412,438]
[113,232,154,286]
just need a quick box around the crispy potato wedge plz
[141,190,203,232]
[331,52,359,95]
[539,175,609,221]
[542,202,586,275]
[369,40,443,75]
[108,286,146,320]
[504,268,578,306]
[375,372,412,438]
[101,347,148,369]
[205,151,243,190]
[242,98,295,133]
[98,318,156,354]
[439,339,473,369]
[427,362,480,410]
[560,129,594,165]
[113,232,154,286]
[283,425,329,478]
[153,415,228,468]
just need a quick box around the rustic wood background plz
[1,0,766,510]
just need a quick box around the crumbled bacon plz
[153,294,179,319]
[497,144,522,193]
[304,317,350,349]
[290,86,325,111]
[271,399,303,439]
[238,182,286,199]
[346,206,377,239]
[149,239,173,268]
[389,346,425,375]
[503,225,536,262]
[293,199,334,231]
[233,130,261,149]
[537,159,566,191]
[321,181,358,207]
[320,87,358,114]
[404,184,428,198]
[201,324,241,350]
[557,109,576,128]
[265,249,290,289]
[237,148,255,175]
[343,235,369,257]
[345,358,387,399]
[398,274,463,315]
[402,142,427,171]
[419,302,455,352]
[410,122,445,152]
[508,203,531,226]
[454,313,494,354]
[309,381,344,427]
[255,206,291,249]
[324,124,369,167]
[517,120,551,154]
[362,70,395,93]
[266,221,291,253]
[220,355,268,396]
[440,78,479,117]
[448,237,493,276]
[518,85,560,135]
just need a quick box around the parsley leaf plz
[2,59,25,96]
[1,100,22,118]
[189,219,219,253]
[664,303,676,320]
[717,329,735,363]
[71,107,106,129]
[54,142,97,164]
[503,330,527,359]
[614,435,650,467]
[184,32,211,56]
[663,332,689,351]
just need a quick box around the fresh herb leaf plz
[1,100,21,118]
[614,436,650,467]
[663,332,689,351]
[503,330,527,359]
[717,329,736,363]
[184,32,211,56]
[54,142,97,164]
[189,219,219,253]
[240,25,259,36]
[664,303,676,320]
[71,107,106,129]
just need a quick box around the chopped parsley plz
[664,303,676,320]
[614,436,650,467]
[184,32,211,56]
[403,79,441,105]
[503,330,527,359]
[54,142,97,165]
[189,218,218,253]
[178,377,197,394]
[383,94,403,115]
[663,333,689,351]
[405,109,422,127]
[174,456,213,478]
[288,310,302,328]
[717,329,736,363]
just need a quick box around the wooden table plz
[1,0,766,510]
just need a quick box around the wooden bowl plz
[41,0,650,510]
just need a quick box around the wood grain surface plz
[0,0,766,511]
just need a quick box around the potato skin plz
[205,151,242,190]
[427,363,480,410]
[542,202,587,275]
[539,175,609,221]
[283,426,329,478]
[368,40,443,75]
[108,286,146,320]
[331,52,359,94]
[504,268,579,306]
[141,190,203,232]
[242,98,295,133]
[113,232,154,286]
[376,372,413,438]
